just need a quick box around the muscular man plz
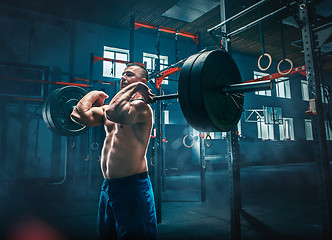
[70,63,157,240]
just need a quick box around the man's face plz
[120,66,146,89]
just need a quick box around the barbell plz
[42,50,273,136]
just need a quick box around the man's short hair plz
[127,63,149,82]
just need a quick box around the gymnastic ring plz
[277,58,293,75]
[183,134,195,148]
[258,53,272,71]
[91,142,99,150]
[205,134,212,148]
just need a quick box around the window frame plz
[143,52,169,85]
[257,116,274,140]
[103,46,129,79]
[275,77,291,99]
[305,119,313,140]
[254,71,272,96]
[279,117,295,140]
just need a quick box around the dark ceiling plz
[0,0,331,73]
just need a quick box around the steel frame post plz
[299,1,332,239]
[153,88,162,224]
[162,104,167,192]
[220,0,242,239]
[227,131,241,240]
[129,16,135,63]
[153,31,162,223]
[87,53,95,193]
[200,133,206,202]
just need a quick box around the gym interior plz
[0,0,331,239]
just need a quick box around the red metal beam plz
[0,75,88,87]
[156,67,181,89]
[134,20,199,44]
[243,65,306,84]
[73,78,115,86]
[93,56,129,64]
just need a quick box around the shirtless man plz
[70,63,157,240]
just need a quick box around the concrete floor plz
[0,162,328,240]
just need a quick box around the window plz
[143,53,169,84]
[164,110,169,124]
[193,129,215,139]
[257,116,274,140]
[276,77,291,98]
[263,106,283,124]
[305,120,332,141]
[301,81,328,103]
[321,85,329,104]
[301,80,309,101]
[237,120,242,137]
[103,46,129,78]
[279,118,295,140]
[325,121,332,140]
[222,132,227,139]
[305,119,313,140]
[254,71,271,96]
[218,120,241,139]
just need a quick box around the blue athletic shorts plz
[97,172,157,240]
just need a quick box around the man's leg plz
[112,177,157,240]
[97,186,117,240]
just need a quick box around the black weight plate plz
[42,88,63,135]
[191,50,243,132]
[43,86,88,136]
[44,87,75,135]
[178,53,202,131]
[189,51,218,132]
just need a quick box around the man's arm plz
[70,90,109,127]
[105,82,154,125]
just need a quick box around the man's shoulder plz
[130,99,152,111]
[130,100,153,124]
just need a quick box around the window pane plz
[254,71,271,96]
[222,132,227,139]
[116,53,127,61]
[264,106,273,124]
[322,85,328,104]
[164,110,169,124]
[301,80,309,101]
[257,116,274,140]
[279,82,286,97]
[280,118,294,140]
[115,64,126,79]
[325,121,332,140]
[143,57,152,70]
[257,117,262,139]
[276,78,291,99]
[285,80,291,98]
[103,51,114,77]
[143,52,169,85]
[103,46,129,78]
[268,124,274,140]
[237,120,241,137]
[305,119,313,140]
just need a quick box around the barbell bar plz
[42,50,274,136]
[154,80,273,101]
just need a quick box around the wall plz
[0,4,330,187]
[0,5,199,187]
